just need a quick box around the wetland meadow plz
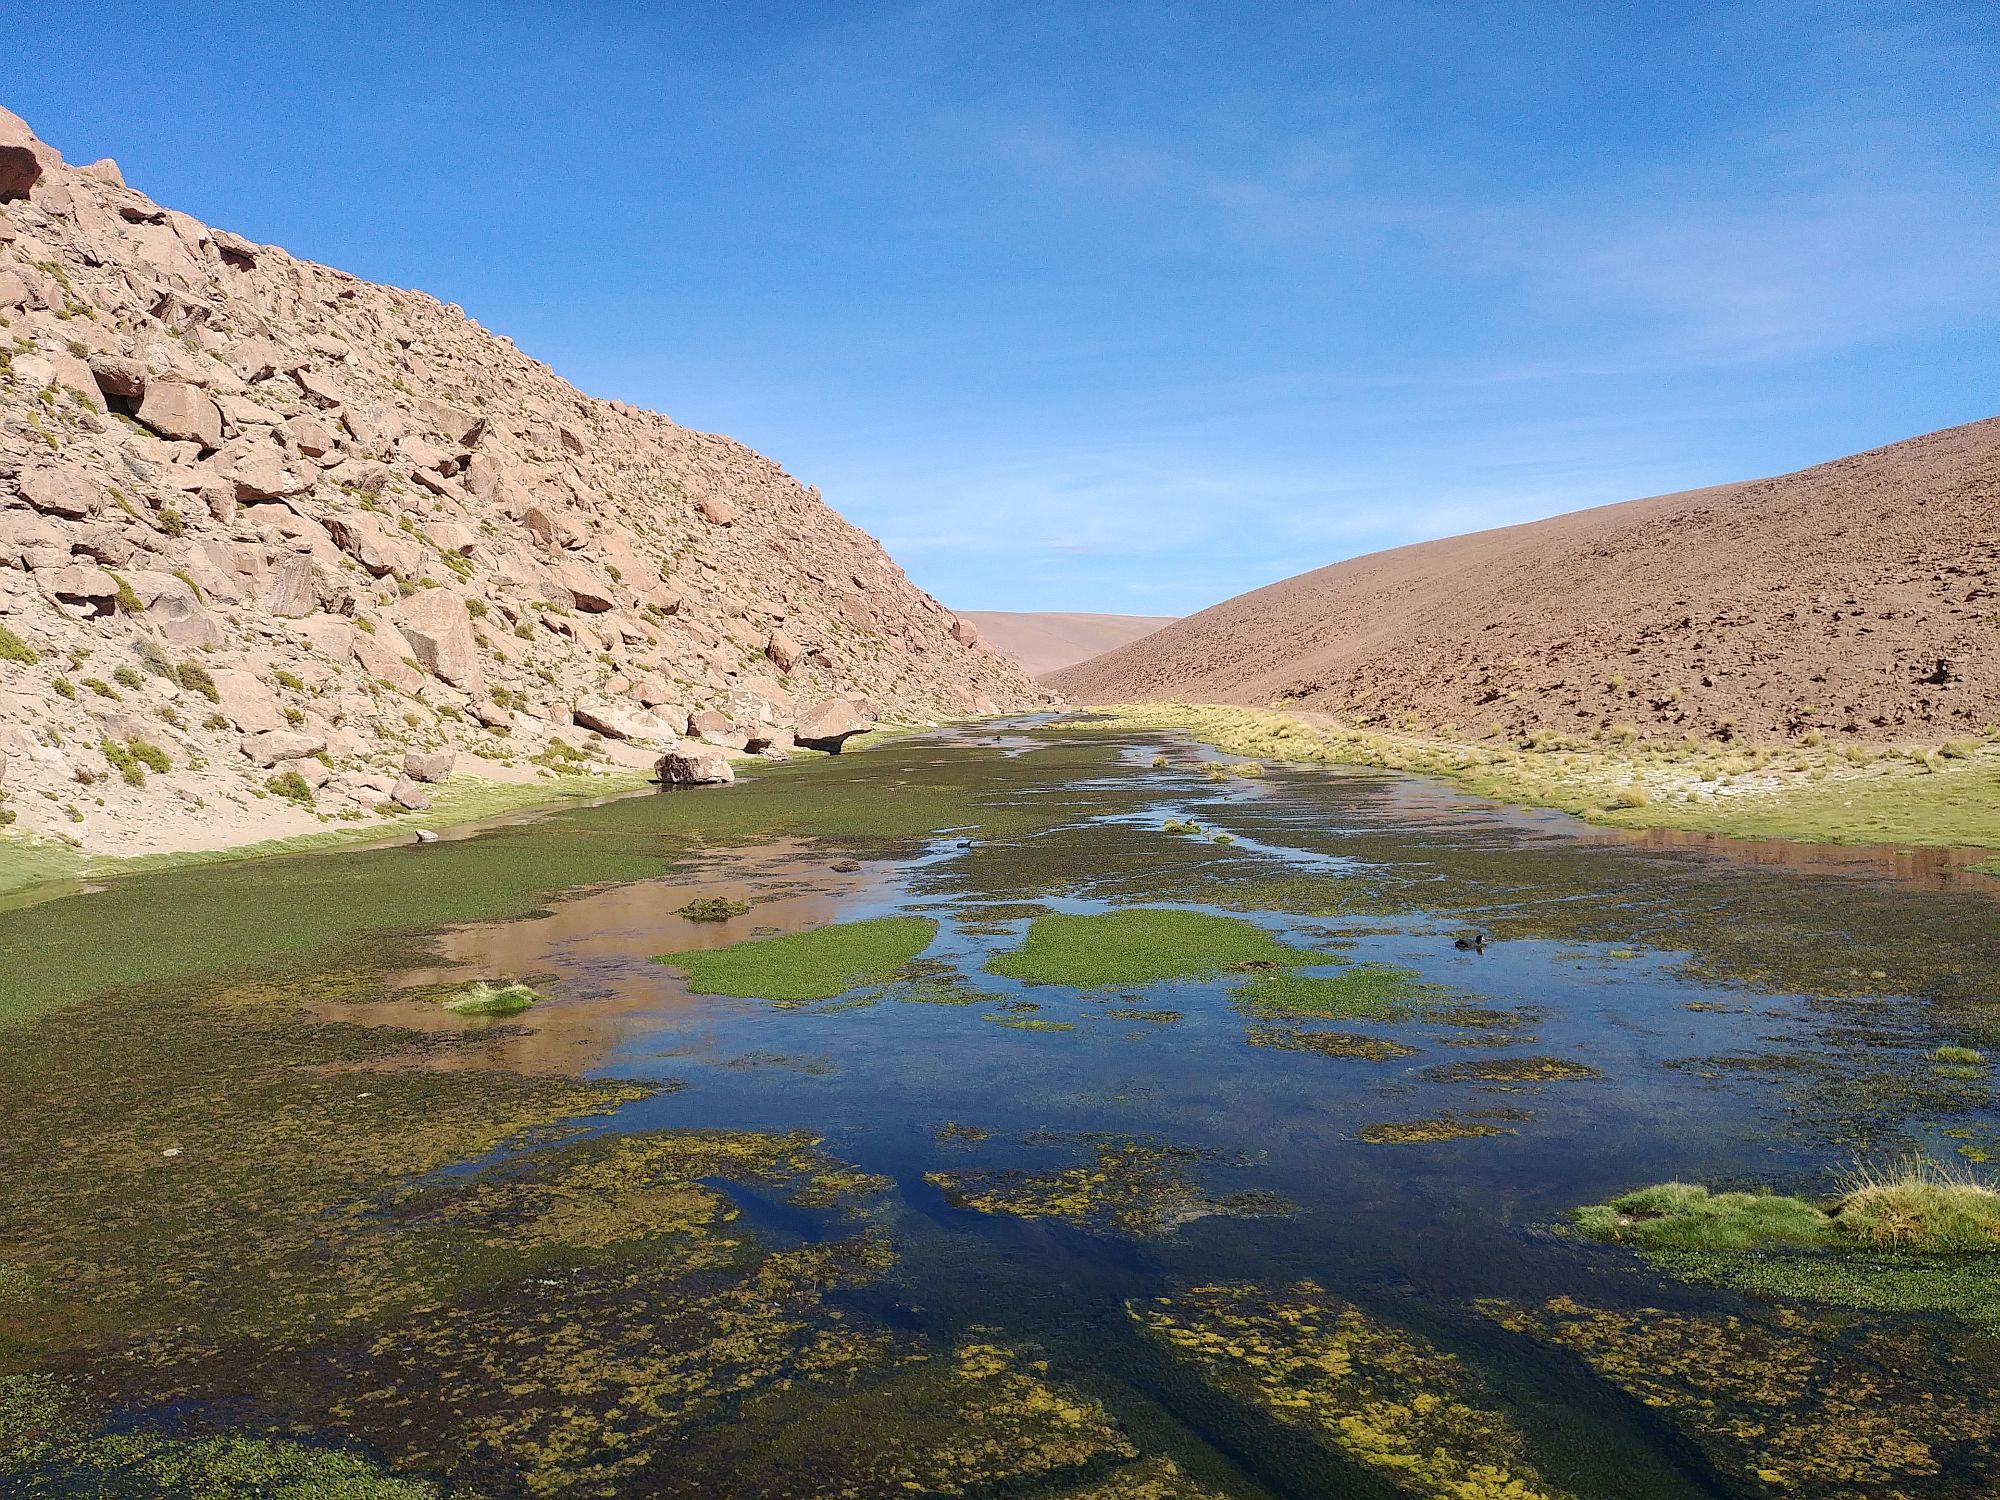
[6,716,2000,1498]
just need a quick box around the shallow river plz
[5,719,2000,1498]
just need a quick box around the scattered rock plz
[402,749,455,783]
[656,746,735,785]
[243,730,326,766]
[135,380,222,450]
[573,700,679,744]
[390,774,432,810]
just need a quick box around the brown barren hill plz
[0,106,1044,856]
[961,611,1176,677]
[1052,417,2000,743]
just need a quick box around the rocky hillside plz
[1053,416,2000,744]
[960,611,1175,677]
[0,107,1043,856]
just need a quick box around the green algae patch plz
[1247,1024,1416,1061]
[1421,1056,1601,1084]
[441,980,541,1017]
[1480,1295,2000,1498]
[985,908,1316,989]
[927,1135,1289,1237]
[1,1373,437,1499]
[677,1338,1151,1498]
[1133,1280,1574,1500]
[653,916,939,1002]
[1233,964,1447,1021]
[1360,1117,1513,1144]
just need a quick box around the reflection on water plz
[7,722,2000,1498]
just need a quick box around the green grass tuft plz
[0,624,36,665]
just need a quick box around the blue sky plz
[10,2,1997,615]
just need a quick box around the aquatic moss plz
[441,980,541,1017]
[1359,1117,1512,1144]
[0,1373,437,1497]
[1133,1280,1573,1500]
[1421,1057,1601,1084]
[672,1338,1148,1498]
[1246,1024,1416,1061]
[986,909,1316,988]
[1480,1295,2000,1497]
[677,895,751,921]
[653,916,939,1002]
[1232,964,1447,1021]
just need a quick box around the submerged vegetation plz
[1134,1281,1573,1500]
[1482,1296,2000,1496]
[926,1134,1288,1236]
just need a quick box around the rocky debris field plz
[1054,417,2000,745]
[0,106,1045,856]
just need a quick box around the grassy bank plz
[0,769,655,907]
[1086,702,2000,853]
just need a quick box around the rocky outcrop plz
[0,106,1048,855]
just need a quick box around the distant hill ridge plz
[1053,417,2000,743]
[962,611,1176,677]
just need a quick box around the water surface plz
[5,721,1999,1498]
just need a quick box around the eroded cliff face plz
[0,106,1044,854]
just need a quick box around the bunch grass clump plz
[443,981,543,1017]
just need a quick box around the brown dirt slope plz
[1052,417,2000,744]
[961,611,1176,677]
[0,106,1044,855]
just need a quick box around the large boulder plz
[656,746,734,786]
[764,630,804,672]
[402,749,455,783]
[552,561,616,613]
[688,708,749,750]
[792,698,875,753]
[136,380,222,450]
[243,729,326,766]
[37,565,119,616]
[573,699,679,745]
[326,511,423,578]
[17,466,104,520]
[394,589,483,690]
[211,669,287,734]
